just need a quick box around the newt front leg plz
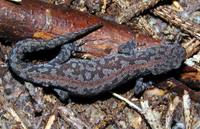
[8,24,186,98]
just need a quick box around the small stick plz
[114,0,161,23]
[153,6,200,40]
[7,107,28,129]
[44,114,56,129]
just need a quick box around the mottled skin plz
[8,24,186,97]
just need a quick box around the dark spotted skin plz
[8,24,186,97]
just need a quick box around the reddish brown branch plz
[0,0,161,57]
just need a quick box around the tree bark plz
[0,0,161,57]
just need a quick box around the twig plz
[7,0,21,3]
[7,107,28,129]
[153,6,200,40]
[182,38,200,58]
[184,48,200,71]
[58,106,91,129]
[140,100,163,129]
[193,120,200,129]
[114,0,161,23]
[165,96,181,129]
[183,91,192,129]
[101,0,108,13]
[112,92,164,129]
[44,114,56,129]
[112,93,142,112]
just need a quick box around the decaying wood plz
[153,6,200,40]
[0,0,162,58]
[156,77,200,103]
[113,0,161,24]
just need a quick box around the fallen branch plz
[0,0,162,58]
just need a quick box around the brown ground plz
[0,0,200,129]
